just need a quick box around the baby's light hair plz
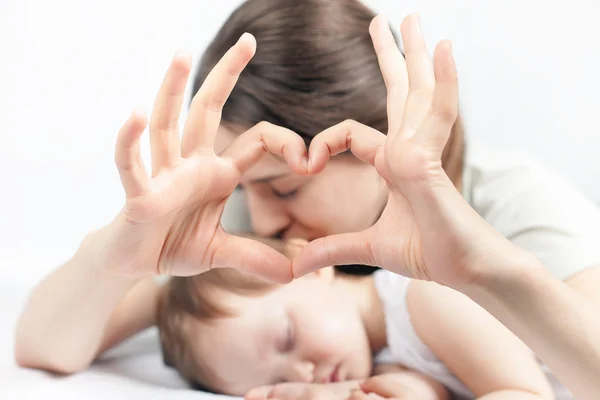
[156,267,278,391]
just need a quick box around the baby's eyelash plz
[284,317,295,352]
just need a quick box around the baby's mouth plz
[329,363,341,383]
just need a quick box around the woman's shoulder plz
[461,142,549,200]
[462,141,600,279]
[462,142,596,214]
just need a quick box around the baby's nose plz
[290,360,314,383]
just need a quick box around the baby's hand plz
[245,381,358,400]
[353,373,449,400]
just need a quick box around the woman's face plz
[215,126,389,240]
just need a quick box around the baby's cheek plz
[305,312,354,357]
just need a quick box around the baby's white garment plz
[373,270,574,399]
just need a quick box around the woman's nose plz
[246,192,290,237]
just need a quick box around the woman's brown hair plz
[192,0,464,185]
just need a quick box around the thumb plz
[292,230,375,278]
[212,234,293,284]
[269,383,308,399]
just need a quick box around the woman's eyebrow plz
[238,172,290,185]
[235,173,293,190]
[251,172,290,184]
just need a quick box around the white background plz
[1,0,600,285]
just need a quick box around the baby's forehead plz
[185,277,309,357]
[190,301,282,392]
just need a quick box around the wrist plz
[456,251,545,306]
[76,225,142,285]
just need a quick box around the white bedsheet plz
[0,277,236,399]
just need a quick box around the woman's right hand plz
[93,33,307,283]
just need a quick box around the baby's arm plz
[408,280,554,399]
[15,229,159,374]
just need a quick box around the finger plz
[360,376,398,398]
[292,230,375,278]
[348,390,374,400]
[369,15,408,134]
[284,238,309,259]
[307,120,385,174]
[398,15,435,137]
[269,383,306,400]
[220,122,308,175]
[212,233,293,284]
[182,33,256,155]
[115,109,151,198]
[149,51,192,174]
[415,40,458,153]
[245,385,274,400]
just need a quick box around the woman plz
[15,0,600,398]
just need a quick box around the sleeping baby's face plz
[181,242,377,396]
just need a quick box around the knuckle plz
[342,119,358,129]
[433,106,458,122]
[255,120,272,131]
[148,119,161,133]
[201,96,224,113]
[347,391,362,400]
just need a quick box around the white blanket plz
[1,279,236,399]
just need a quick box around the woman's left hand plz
[292,15,529,289]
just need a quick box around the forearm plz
[15,227,144,374]
[462,265,600,400]
[95,275,161,355]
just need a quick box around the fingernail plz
[132,105,147,119]
[376,15,388,33]
[238,32,254,44]
[414,15,422,34]
[302,156,308,172]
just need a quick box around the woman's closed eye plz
[235,183,299,199]
[271,187,298,199]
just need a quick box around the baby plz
[156,237,570,399]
